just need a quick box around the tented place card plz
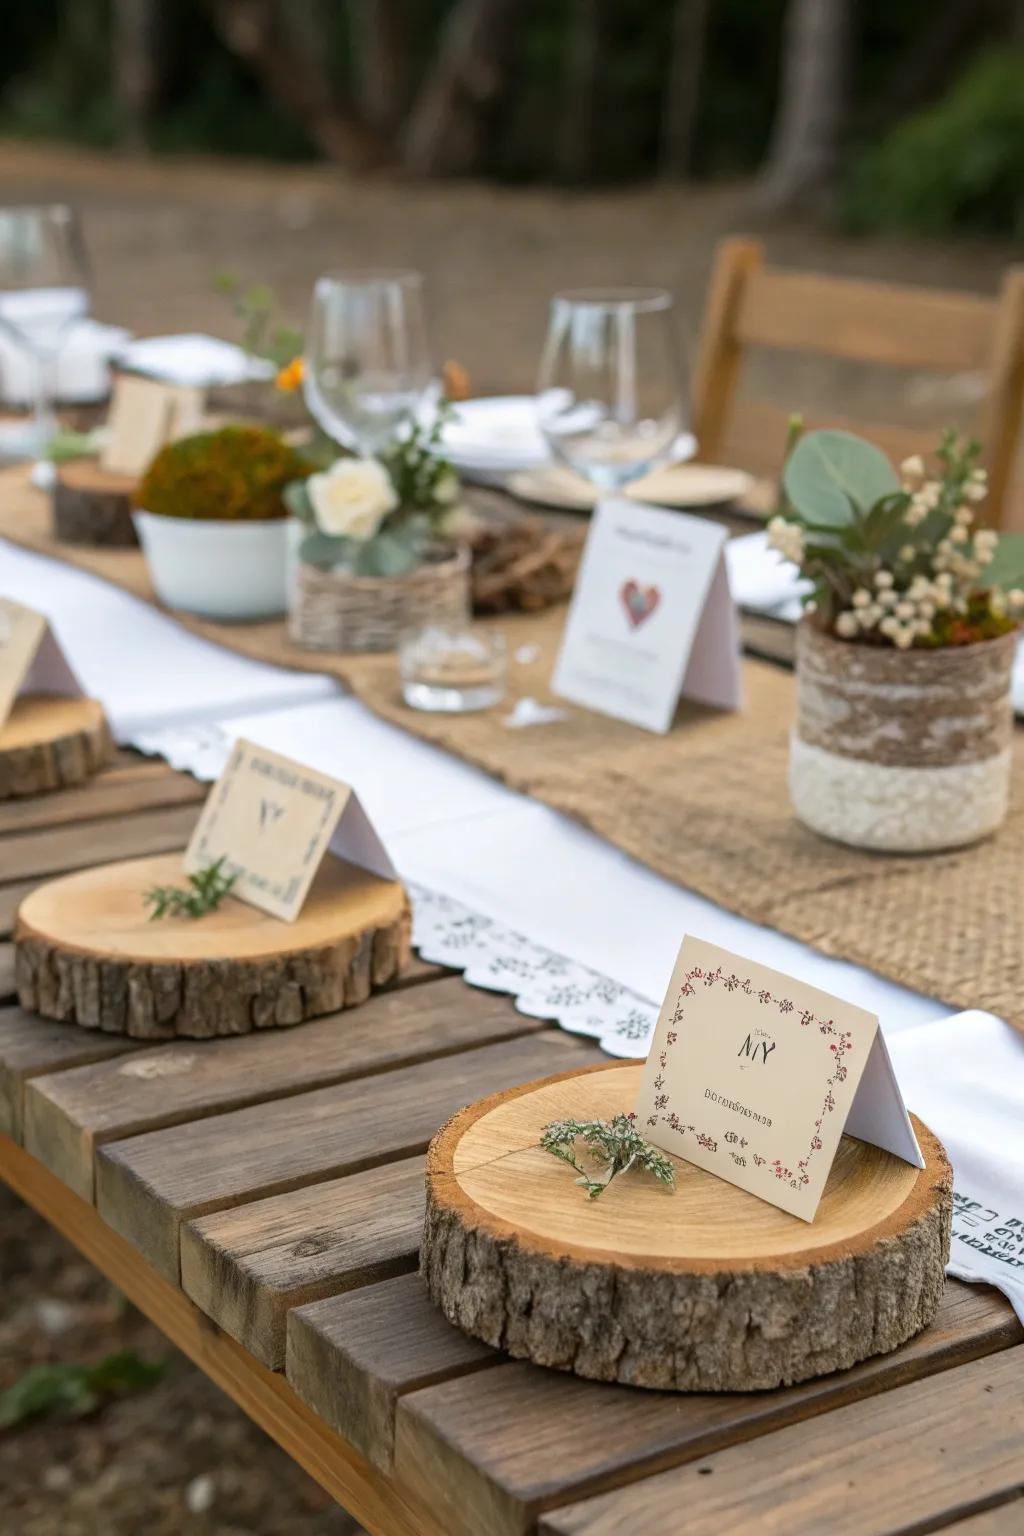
[635,935,923,1220]
[101,373,205,478]
[0,598,82,727]
[184,738,396,922]
[552,499,741,733]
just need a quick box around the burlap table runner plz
[2,465,1022,1034]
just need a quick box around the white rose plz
[307,458,397,542]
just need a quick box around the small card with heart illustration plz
[183,738,396,922]
[552,499,741,732]
[635,935,924,1221]
[0,598,84,728]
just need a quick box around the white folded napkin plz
[725,529,807,619]
[116,333,273,389]
[0,319,131,405]
[439,396,550,473]
[887,1010,1024,1322]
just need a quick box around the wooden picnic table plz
[2,750,1023,1535]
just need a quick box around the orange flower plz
[276,356,304,393]
[442,358,471,402]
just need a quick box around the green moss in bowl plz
[136,426,310,522]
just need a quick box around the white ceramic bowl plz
[133,511,289,621]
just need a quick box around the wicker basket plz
[288,544,471,653]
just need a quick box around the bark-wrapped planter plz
[790,621,1016,853]
[288,543,470,654]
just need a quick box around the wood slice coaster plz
[15,850,411,1039]
[423,1062,952,1393]
[53,460,138,546]
[0,694,113,800]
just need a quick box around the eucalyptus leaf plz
[353,530,419,578]
[299,529,348,568]
[984,532,1024,591]
[283,479,312,522]
[783,430,900,526]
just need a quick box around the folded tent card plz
[635,935,924,1221]
[0,598,84,728]
[100,373,206,479]
[552,499,742,733]
[184,738,396,922]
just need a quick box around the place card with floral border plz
[184,738,396,923]
[635,935,924,1220]
[0,598,83,728]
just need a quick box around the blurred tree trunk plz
[660,0,711,179]
[113,0,161,151]
[757,0,853,209]
[557,0,600,182]
[209,0,388,168]
[401,0,521,176]
[349,0,407,134]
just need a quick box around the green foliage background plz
[1,1,1021,234]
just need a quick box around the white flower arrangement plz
[768,424,1024,650]
[285,404,465,578]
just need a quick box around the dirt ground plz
[0,141,1019,1535]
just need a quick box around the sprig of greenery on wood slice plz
[144,857,238,920]
[768,422,1024,649]
[539,1112,676,1199]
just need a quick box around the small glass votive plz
[400,625,506,713]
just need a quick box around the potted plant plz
[133,426,310,621]
[284,407,471,653]
[769,426,1024,852]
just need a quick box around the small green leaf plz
[299,529,348,568]
[353,531,419,577]
[783,430,900,526]
[282,479,312,522]
[985,532,1024,590]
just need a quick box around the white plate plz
[507,459,751,512]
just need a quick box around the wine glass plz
[535,287,687,492]
[0,205,90,460]
[303,269,431,455]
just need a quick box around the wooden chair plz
[691,238,1024,529]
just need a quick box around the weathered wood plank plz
[287,1272,496,1472]
[26,975,548,1201]
[2,801,199,884]
[0,757,203,836]
[939,1503,1024,1535]
[394,1284,1023,1536]
[0,879,38,939]
[0,1006,138,1142]
[98,1032,602,1280]
[0,1132,445,1536]
[537,1346,1024,1536]
[182,1155,427,1368]
[0,942,13,999]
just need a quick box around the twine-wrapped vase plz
[288,544,470,654]
[790,621,1016,852]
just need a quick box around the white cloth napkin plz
[725,529,806,620]
[888,1010,1024,1321]
[0,319,131,406]
[116,334,273,389]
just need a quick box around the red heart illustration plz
[621,579,660,630]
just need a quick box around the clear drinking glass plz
[535,288,686,491]
[304,269,431,455]
[0,205,90,460]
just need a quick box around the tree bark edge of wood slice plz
[14,850,412,1039]
[421,1062,952,1392]
[0,695,114,800]
[53,461,139,547]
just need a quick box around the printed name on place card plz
[635,935,923,1221]
[183,738,395,923]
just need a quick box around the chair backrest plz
[691,238,1024,529]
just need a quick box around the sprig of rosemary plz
[539,1113,676,1200]
[144,857,238,921]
